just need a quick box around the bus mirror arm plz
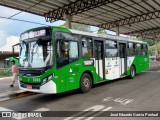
[12,43,20,57]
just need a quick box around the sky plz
[0,5,116,51]
[0,6,66,51]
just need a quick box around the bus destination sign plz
[21,29,46,40]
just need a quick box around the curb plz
[150,64,160,68]
[0,90,36,102]
[0,76,12,80]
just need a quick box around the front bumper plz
[19,80,57,94]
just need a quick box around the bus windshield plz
[19,39,53,68]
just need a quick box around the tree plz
[97,28,107,34]
[72,23,91,32]
[62,22,91,32]
[132,37,155,46]
[142,39,155,46]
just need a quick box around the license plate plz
[26,85,32,89]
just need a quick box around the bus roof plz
[20,26,146,44]
[70,29,146,44]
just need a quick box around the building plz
[0,51,19,68]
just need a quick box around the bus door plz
[94,40,105,81]
[119,42,127,76]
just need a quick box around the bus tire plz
[130,65,136,79]
[80,73,92,93]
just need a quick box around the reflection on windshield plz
[19,40,53,68]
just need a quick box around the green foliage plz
[132,37,155,46]
[0,68,11,78]
[132,37,143,41]
[149,42,160,50]
[62,22,91,32]
[72,23,91,32]
[143,39,155,46]
[97,28,107,34]
[148,41,160,56]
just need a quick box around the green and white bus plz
[4,43,19,68]
[4,57,19,68]
[18,26,149,93]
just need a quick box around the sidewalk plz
[150,61,160,68]
[0,77,19,93]
[0,77,35,102]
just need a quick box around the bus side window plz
[128,42,135,56]
[105,40,118,57]
[135,43,142,56]
[69,41,79,59]
[142,44,148,56]
[82,37,93,57]
[56,40,69,68]
[141,44,144,56]
[56,40,79,68]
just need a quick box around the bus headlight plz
[48,75,53,81]
[42,78,48,85]
[42,75,53,85]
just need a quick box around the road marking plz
[34,108,49,111]
[64,105,105,120]
[85,107,112,120]
[64,105,112,120]
[0,107,13,111]
[0,107,49,120]
[103,97,133,105]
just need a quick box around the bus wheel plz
[80,73,92,93]
[130,65,136,79]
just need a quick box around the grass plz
[0,68,12,78]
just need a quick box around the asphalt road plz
[1,67,160,120]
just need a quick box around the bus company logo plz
[2,112,11,117]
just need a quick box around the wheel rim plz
[131,68,135,77]
[82,77,90,89]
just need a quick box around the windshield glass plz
[19,39,53,68]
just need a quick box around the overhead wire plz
[0,0,49,26]
[7,0,45,19]
[0,16,49,26]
